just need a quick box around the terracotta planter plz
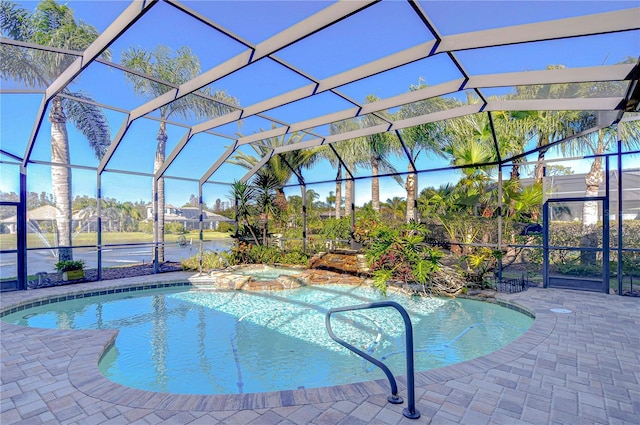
[62,270,84,281]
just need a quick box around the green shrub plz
[216,221,235,233]
[165,222,185,234]
[280,250,309,266]
[318,218,351,240]
[138,220,153,234]
[222,241,309,267]
[181,251,228,271]
[364,221,443,294]
[55,260,85,272]
[554,259,601,277]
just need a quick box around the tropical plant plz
[229,180,258,245]
[459,247,502,287]
[181,250,228,270]
[364,221,443,295]
[229,126,321,215]
[325,119,369,219]
[121,45,239,262]
[325,191,336,218]
[1,0,111,261]
[399,80,454,222]
[223,241,308,266]
[510,65,595,184]
[559,120,640,264]
[302,188,319,212]
[253,171,280,245]
[380,196,406,223]
[361,95,403,212]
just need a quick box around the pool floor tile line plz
[1,272,639,424]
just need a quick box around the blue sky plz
[1,0,639,207]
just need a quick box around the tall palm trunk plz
[335,165,342,219]
[533,128,556,185]
[580,133,605,265]
[262,214,268,246]
[371,156,380,212]
[345,179,353,217]
[531,136,550,222]
[508,162,521,217]
[405,163,417,223]
[153,122,167,263]
[533,148,548,184]
[50,96,73,261]
[274,189,287,211]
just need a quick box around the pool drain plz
[550,308,572,314]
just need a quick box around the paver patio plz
[1,272,638,424]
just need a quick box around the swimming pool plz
[2,284,533,395]
[231,265,304,281]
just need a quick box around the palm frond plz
[0,0,32,40]
[62,91,111,159]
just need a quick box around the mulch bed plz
[28,262,183,289]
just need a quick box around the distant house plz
[521,168,640,221]
[0,205,99,234]
[144,204,233,230]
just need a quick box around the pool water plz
[233,265,303,281]
[3,285,533,395]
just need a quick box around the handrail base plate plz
[387,395,403,404]
[403,408,421,419]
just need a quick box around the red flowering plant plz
[365,221,443,295]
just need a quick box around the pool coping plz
[0,271,553,411]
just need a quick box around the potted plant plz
[55,260,85,281]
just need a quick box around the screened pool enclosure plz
[1,0,639,294]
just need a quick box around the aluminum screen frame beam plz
[128,1,379,123]
[191,63,633,153]
[105,0,378,177]
[20,0,157,168]
[190,9,638,135]
[435,8,639,53]
[199,64,631,162]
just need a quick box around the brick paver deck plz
[1,272,638,424]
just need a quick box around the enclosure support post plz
[17,167,27,290]
[617,129,623,295]
[153,178,159,273]
[349,178,356,250]
[603,156,610,294]
[302,183,307,254]
[543,200,549,288]
[497,166,503,281]
[97,174,102,281]
[199,184,204,275]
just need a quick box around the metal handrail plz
[325,301,420,420]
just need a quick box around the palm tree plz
[362,95,403,212]
[253,171,280,245]
[442,113,499,205]
[229,180,258,245]
[511,65,594,184]
[398,81,453,222]
[325,191,335,218]
[305,189,320,210]
[1,0,111,261]
[325,120,369,219]
[560,119,640,264]
[229,126,321,214]
[121,45,239,262]
[520,67,639,264]
[115,201,142,232]
[381,196,406,223]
